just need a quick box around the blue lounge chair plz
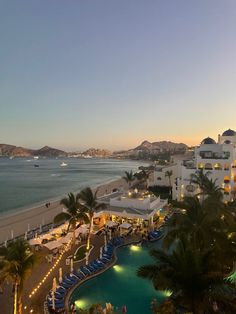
[80,266,91,276]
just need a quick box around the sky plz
[0,0,236,151]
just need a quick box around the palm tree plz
[165,170,173,187]
[202,178,223,199]
[137,236,236,313]
[167,196,235,254]
[78,187,106,250]
[164,197,212,250]
[0,239,37,314]
[122,171,135,189]
[134,170,150,190]
[190,169,211,198]
[54,193,89,232]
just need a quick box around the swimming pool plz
[70,242,167,314]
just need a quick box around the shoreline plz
[0,175,122,220]
[0,177,128,244]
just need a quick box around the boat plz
[9,156,14,160]
[34,164,39,168]
[60,162,68,167]
[34,156,39,160]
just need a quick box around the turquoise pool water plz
[70,242,167,314]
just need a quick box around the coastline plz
[0,177,128,244]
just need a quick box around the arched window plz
[224,176,230,183]
[214,163,222,170]
[198,163,204,169]
[205,163,212,170]
[224,186,230,195]
[224,163,230,170]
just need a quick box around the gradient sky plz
[0,1,236,151]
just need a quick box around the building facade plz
[173,129,236,201]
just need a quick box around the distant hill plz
[81,148,112,158]
[0,144,33,157]
[134,140,187,152]
[34,146,67,157]
[0,144,67,157]
[112,140,188,160]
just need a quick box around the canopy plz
[58,232,73,244]
[75,226,88,237]
[51,223,68,235]
[106,221,117,228]
[44,241,63,251]
[119,222,132,229]
[28,238,42,246]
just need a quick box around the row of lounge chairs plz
[148,229,164,240]
[47,237,124,312]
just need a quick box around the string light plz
[29,238,73,298]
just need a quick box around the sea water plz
[0,158,146,216]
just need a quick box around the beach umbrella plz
[59,268,63,283]
[4,240,7,247]
[34,232,38,239]
[109,229,112,240]
[104,233,107,252]
[100,247,103,259]
[11,230,14,239]
[39,224,42,233]
[70,258,74,273]
[27,224,30,232]
[24,231,27,240]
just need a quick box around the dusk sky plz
[0,1,236,151]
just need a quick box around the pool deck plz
[0,219,165,314]
[64,235,142,313]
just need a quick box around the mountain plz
[0,144,33,157]
[81,148,112,158]
[134,140,187,152]
[0,144,68,157]
[34,146,67,157]
[112,140,188,160]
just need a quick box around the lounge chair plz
[80,266,91,276]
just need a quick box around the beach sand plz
[0,177,128,244]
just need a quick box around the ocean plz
[0,157,146,216]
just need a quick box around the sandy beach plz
[0,177,128,244]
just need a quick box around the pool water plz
[70,242,167,314]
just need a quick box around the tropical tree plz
[190,169,211,198]
[122,171,135,189]
[0,239,38,314]
[164,197,212,250]
[54,193,89,232]
[78,187,106,250]
[165,170,173,187]
[134,170,150,190]
[166,196,236,264]
[201,178,223,200]
[137,236,236,313]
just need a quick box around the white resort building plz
[150,129,236,202]
[94,190,167,229]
